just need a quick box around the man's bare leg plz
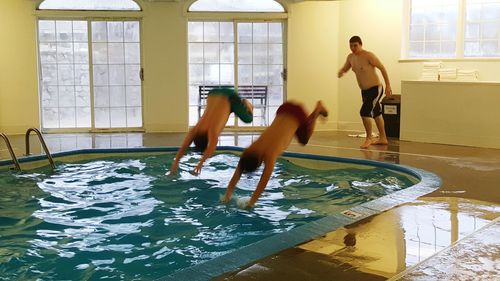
[372,115,388,145]
[361,117,373,148]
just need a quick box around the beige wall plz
[338,0,500,132]
[141,1,188,133]
[287,1,340,130]
[0,0,39,134]
[337,0,405,131]
[1,0,499,138]
[0,0,340,135]
[0,0,189,135]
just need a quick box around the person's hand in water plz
[167,163,179,176]
[191,163,203,176]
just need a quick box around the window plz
[91,21,143,129]
[408,0,459,58]
[38,0,141,11]
[187,1,286,129]
[37,20,143,130]
[187,21,285,127]
[407,0,500,58]
[464,0,500,56]
[189,0,285,12]
[38,20,92,129]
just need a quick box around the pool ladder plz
[0,133,21,171]
[25,128,56,170]
[0,128,55,171]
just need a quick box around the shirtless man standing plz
[338,36,392,148]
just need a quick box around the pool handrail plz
[25,128,56,169]
[0,133,21,171]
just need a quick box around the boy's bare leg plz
[303,101,329,141]
[361,117,373,148]
[314,100,329,118]
[372,115,388,145]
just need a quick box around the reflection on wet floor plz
[215,197,499,281]
[394,217,500,281]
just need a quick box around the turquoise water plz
[0,152,417,280]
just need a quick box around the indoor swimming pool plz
[0,148,440,280]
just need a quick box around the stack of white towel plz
[457,70,479,81]
[421,62,442,81]
[420,62,480,82]
[438,68,457,80]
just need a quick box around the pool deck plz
[1,131,499,280]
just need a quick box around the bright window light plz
[189,0,285,12]
[38,0,141,11]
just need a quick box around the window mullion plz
[457,0,466,58]
[88,20,96,130]
[234,21,239,127]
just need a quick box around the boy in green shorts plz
[170,87,253,175]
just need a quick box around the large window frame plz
[35,1,145,133]
[403,0,500,59]
[185,0,288,130]
[37,0,141,11]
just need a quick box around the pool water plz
[0,152,418,280]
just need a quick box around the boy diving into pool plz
[221,100,328,208]
[170,86,253,175]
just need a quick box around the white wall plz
[401,81,500,149]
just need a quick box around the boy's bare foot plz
[372,138,388,145]
[360,138,373,149]
[316,101,329,117]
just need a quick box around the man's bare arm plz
[369,53,392,95]
[338,55,352,78]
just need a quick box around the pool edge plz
[0,146,442,281]
[157,148,441,281]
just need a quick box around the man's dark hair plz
[193,133,208,152]
[349,36,362,45]
[239,152,261,173]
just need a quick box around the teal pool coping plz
[0,146,442,281]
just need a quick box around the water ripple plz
[0,153,416,280]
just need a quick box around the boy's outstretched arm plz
[246,160,275,208]
[222,163,242,203]
[170,128,196,174]
[192,131,218,175]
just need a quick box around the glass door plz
[187,20,285,128]
[37,19,143,131]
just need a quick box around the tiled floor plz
[1,130,499,280]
